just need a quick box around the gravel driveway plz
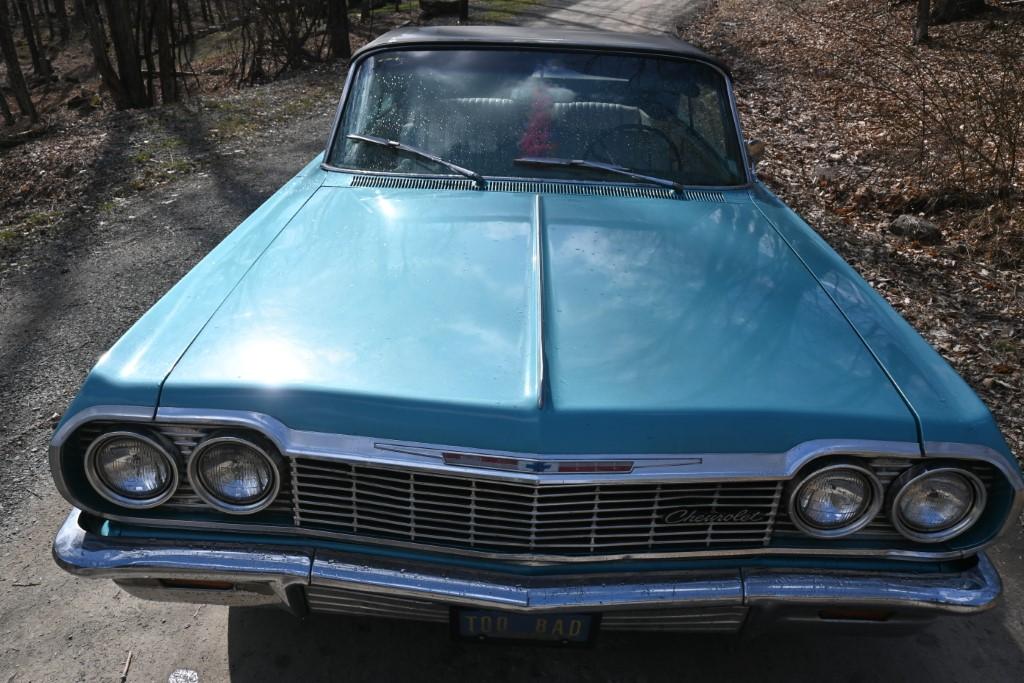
[2,1,1023,681]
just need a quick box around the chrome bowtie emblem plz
[661,508,765,525]
[441,451,634,474]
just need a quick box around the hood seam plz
[748,188,926,456]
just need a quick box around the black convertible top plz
[356,26,731,77]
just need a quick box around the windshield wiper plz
[347,133,486,188]
[513,157,685,194]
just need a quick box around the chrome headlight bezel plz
[889,464,987,544]
[787,462,884,539]
[188,435,281,515]
[84,430,179,509]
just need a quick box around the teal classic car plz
[51,26,1023,641]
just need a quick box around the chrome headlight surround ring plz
[187,434,282,515]
[787,461,884,539]
[889,464,987,544]
[84,429,180,509]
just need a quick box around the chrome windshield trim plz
[52,408,1023,565]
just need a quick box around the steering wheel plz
[583,124,683,170]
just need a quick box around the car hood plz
[159,184,918,454]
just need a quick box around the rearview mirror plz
[747,139,765,167]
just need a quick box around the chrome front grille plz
[70,421,1008,560]
[601,607,747,632]
[306,586,449,623]
[290,458,782,555]
[305,585,748,632]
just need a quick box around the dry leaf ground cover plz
[685,0,1024,462]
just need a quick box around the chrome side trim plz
[51,408,1023,564]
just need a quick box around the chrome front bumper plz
[54,509,1002,633]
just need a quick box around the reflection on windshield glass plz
[331,50,745,187]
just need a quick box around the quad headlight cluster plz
[788,460,987,543]
[84,429,280,514]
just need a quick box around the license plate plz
[453,609,596,644]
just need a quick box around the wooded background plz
[0,0,472,122]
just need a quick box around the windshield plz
[328,49,747,187]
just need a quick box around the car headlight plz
[189,436,280,514]
[788,463,882,538]
[85,431,178,508]
[890,465,986,543]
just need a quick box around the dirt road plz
[1,1,1023,681]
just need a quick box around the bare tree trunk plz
[102,0,147,107]
[1,85,15,125]
[178,0,193,39]
[44,0,56,42]
[16,0,53,78]
[53,0,70,42]
[327,0,350,60]
[140,0,156,104]
[0,0,38,120]
[914,0,930,44]
[81,0,129,108]
[459,0,467,22]
[153,0,176,103]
